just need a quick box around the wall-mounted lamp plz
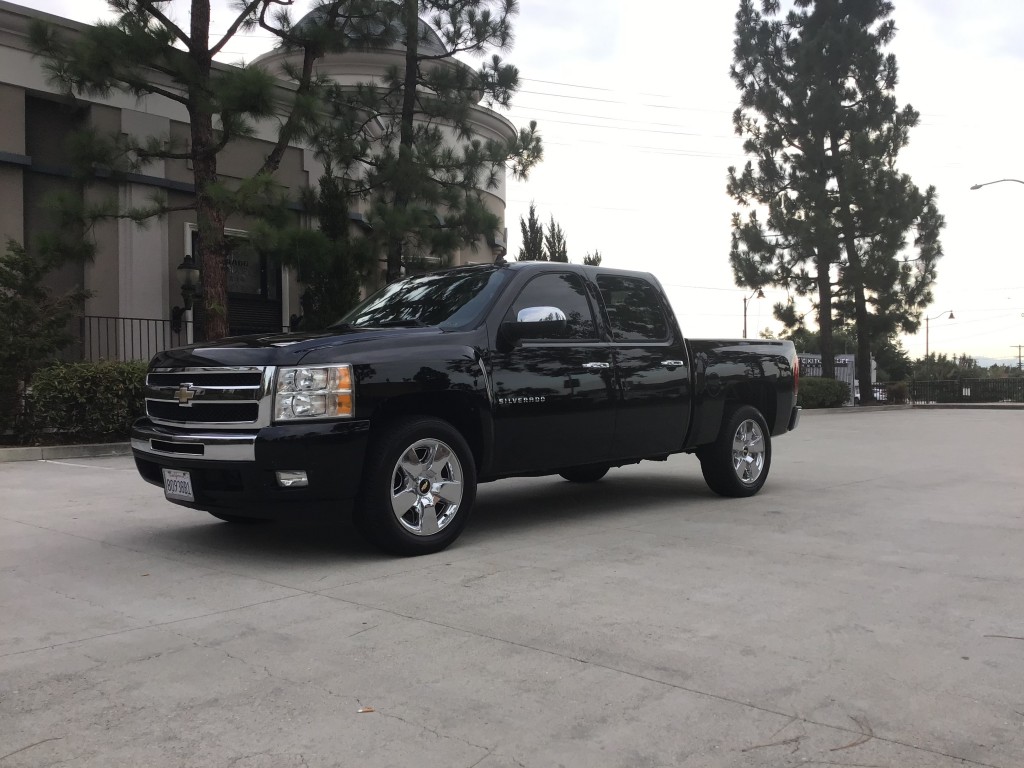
[171,255,201,334]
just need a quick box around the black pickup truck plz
[132,262,800,554]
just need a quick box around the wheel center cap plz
[418,479,431,494]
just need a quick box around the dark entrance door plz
[190,231,283,338]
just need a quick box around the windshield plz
[338,266,508,330]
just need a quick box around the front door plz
[489,272,616,474]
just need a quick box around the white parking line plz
[39,459,135,472]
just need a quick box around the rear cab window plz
[596,275,670,342]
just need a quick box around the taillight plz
[794,355,800,399]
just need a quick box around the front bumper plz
[131,418,371,517]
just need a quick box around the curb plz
[913,402,1024,411]
[802,404,913,415]
[0,442,132,464]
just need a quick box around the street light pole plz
[742,288,765,339]
[925,309,955,360]
[970,178,1024,191]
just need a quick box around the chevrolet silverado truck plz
[132,262,800,555]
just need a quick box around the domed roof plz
[291,3,447,57]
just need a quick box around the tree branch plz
[210,0,265,58]
[126,80,189,106]
[138,0,191,51]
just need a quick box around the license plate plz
[162,469,195,502]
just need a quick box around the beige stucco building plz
[0,1,515,358]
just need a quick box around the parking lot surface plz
[2,409,1023,767]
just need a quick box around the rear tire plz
[355,417,476,556]
[559,465,609,483]
[698,404,772,497]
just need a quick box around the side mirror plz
[500,306,568,345]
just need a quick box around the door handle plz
[582,362,611,369]
[661,360,685,368]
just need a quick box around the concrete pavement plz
[1,409,1022,767]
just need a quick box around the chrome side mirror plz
[500,306,568,346]
[517,306,567,324]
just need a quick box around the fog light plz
[275,470,308,488]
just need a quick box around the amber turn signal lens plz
[334,393,353,416]
[334,366,352,390]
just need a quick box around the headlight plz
[274,365,354,422]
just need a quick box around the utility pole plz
[1014,345,1023,370]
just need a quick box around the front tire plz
[355,417,476,556]
[698,405,772,497]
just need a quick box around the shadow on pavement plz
[124,469,715,560]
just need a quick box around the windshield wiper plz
[373,319,430,328]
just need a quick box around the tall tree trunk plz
[833,140,874,403]
[814,247,835,379]
[385,0,421,283]
[191,121,229,342]
[188,0,229,341]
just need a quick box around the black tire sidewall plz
[356,417,477,555]
[700,405,772,497]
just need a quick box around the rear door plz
[596,274,691,458]
[489,271,616,474]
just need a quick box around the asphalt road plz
[2,409,1022,768]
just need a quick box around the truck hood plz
[149,326,444,368]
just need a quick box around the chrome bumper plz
[131,421,257,462]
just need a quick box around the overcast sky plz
[32,0,1024,364]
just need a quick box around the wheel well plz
[370,394,485,469]
[723,382,776,430]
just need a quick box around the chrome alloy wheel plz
[390,438,464,536]
[732,418,766,485]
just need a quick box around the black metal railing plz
[54,316,189,363]
[59,316,290,363]
[908,378,1024,404]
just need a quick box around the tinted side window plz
[597,275,670,342]
[508,273,597,340]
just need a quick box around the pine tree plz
[319,0,543,282]
[31,0,388,340]
[517,202,546,261]
[728,0,943,396]
[583,250,602,266]
[544,215,568,263]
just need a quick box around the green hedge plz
[28,361,147,442]
[798,377,851,409]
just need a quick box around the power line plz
[509,104,736,136]
[521,77,673,99]
[518,89,734,113]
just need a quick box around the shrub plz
[798,377,851,409]
[28,361,147,442]
[0,240,89,434]
[886,381,909,405]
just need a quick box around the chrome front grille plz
[145,366,274,428]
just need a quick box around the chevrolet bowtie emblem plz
[174,383,198,406]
